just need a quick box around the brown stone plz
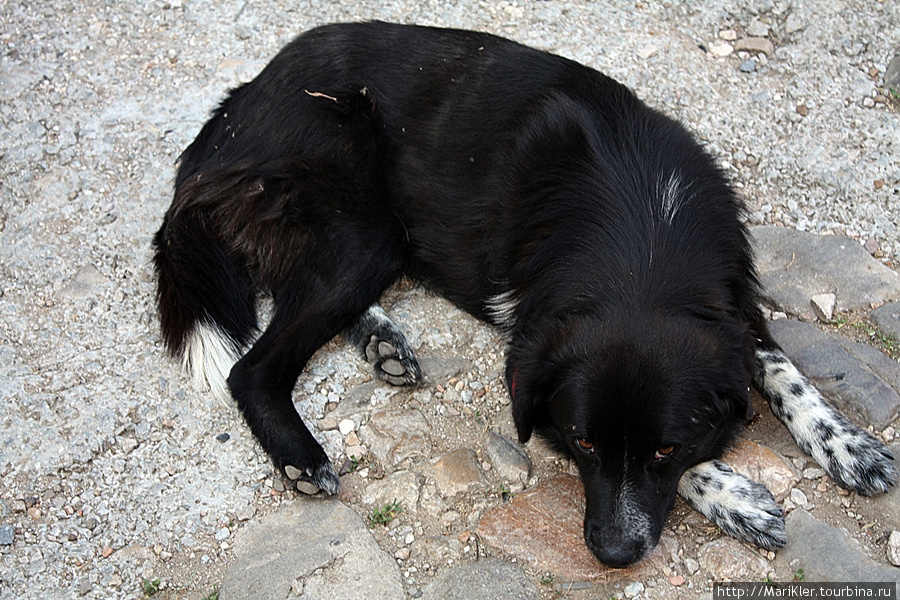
[423,448,485,496]
[698,538,770,580]
[477,475,676,581]
[734,37,775,57]
[722,439,798,501]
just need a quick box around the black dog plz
[154,22,895,567]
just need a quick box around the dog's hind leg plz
[227,245,404,496]
[754,348,896,496]
[679,460,786,550]
[344,304,421,386]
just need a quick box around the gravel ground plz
[0,1,898,599]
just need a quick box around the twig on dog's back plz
[304,89,339,103]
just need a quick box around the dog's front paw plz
[754,348,896,497]
[811,417,897,497]
[679,460,786,550]
[283,460,341,496]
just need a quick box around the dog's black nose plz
[586,528,648,568]
[592,544,643,568]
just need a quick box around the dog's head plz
[507,313,753,567]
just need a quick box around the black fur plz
[154,22,893,568]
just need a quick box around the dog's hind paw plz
[346,304,421,386]
[284,461,341,496]
[364,334,421,386]
[679,460,786,550]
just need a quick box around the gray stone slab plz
[769,319,900,428]
[220,499,403,600]
[752,226,900,320]
[872,301,900,341]
[422,558,540,600]
[778,508,899,582]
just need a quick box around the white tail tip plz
[182,322,241,403]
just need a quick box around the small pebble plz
[803,467,825,480]
[684,557,699,574]
[339,419,356,435]
[637,44,658,59]
[718,29,738,41]
[215,432,230,443]
[790,488,808,506]
[888,531,900,566]
[0,524,14,545]
[739,60,757,73]
[709,41,733,57]
[624,581,645,598]
[669,575,685,586]
[318,417,339,431]
[395,547,410,560]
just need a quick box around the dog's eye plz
[576,439,594,453]
[654,445,676,460]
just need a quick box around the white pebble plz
[790,488,808,506]
[338,419,356,435]
[624,581,645,598]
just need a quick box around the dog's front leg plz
[754,348,897,496]
[678,460,786,549]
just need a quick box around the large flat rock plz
[476,475,675,581]
[422,558,540,600]
[769,319,900,428]
[220,499,403,600]
[752,226,900,320]
[777,508,899,582]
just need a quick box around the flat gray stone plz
[484,431,532,490]
[418,356,473,383]
[885,54,900,95]
[219,499,403,600]
[752,226,900,320]
[872,301,900,340]
[769,319,900,427]
[778,508,899,582]
[60,264,108,299]
[360,409,432,468]
[422,558,540,600]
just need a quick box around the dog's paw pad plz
[365,334,421,386]
[284,462,340,496]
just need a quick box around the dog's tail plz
[152,201,257,402]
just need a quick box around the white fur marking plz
[485,290,518,330]
[616,453,652,546]
[183,322,241,404]
[365,304,394,329]
[658,172,686,225]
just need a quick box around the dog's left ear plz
[506,325,573,444]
